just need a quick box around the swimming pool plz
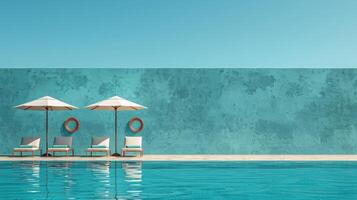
[0,161,357,199]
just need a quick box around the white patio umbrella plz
[86,96,146,156]
[15,96,78,156]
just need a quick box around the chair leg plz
[20,152,22,157]
[90,152,92,157]
[53,152,55,157]
[72,149,74,156]
[32,151,34,157]
[66,151,68,156]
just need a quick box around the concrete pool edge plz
[2,155,357,161]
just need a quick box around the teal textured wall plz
[1,69,357,154]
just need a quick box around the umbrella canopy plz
[86,96,146,156]
[15,96,78,111]
[15,96,78,156]
[86,96,147,111]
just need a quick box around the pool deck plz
[2,155,357,161]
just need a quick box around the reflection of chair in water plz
[16,162,41,196]
[18,162,40,179]
[121,161,143,199]
[88,161,110,177]
[46,161,72,169]
[88,162,111,199]
[45,161,74,199]
[122,162,142,181]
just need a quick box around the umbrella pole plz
[45,109,49,157]
[112,108,120,156]
[115,109,118,153]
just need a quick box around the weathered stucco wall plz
[1,68,357,154]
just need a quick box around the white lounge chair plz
[121,136,143,157]
[86,137,111,156]
[13,137,41,156]
[48,136,74,156]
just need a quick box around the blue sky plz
[0,0,357,68]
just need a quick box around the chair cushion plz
[20,145,34,148]
[48,148,70,151]
[126,145,141,148]
[91,145,107,148]
[53,145,68,148]
[14,147,39,151]
[87,148,109,152]
[122,148,142,151]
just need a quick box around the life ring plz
[64,117,80,133]
[128,117,144,133]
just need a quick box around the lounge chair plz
[13,137,41,156]
[48,136,74,156]
[121,136,143,157]
[86,136,111,156]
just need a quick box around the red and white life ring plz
[128,117,144,133]
[64,117,80,133]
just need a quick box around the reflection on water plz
[45,162,75,199]
[88,161,111,199]
[0,161,143,199]
[41,161,142,200]
[19,162,40,195]
[122,162,143,200]
[4,162,357,199]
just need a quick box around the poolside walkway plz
[2,155,357,161]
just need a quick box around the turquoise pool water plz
[0,161,357,199]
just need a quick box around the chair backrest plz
[53,136,73,147]
[92,137,110,148]
[21,137,40,148]
[124,136,142,147]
